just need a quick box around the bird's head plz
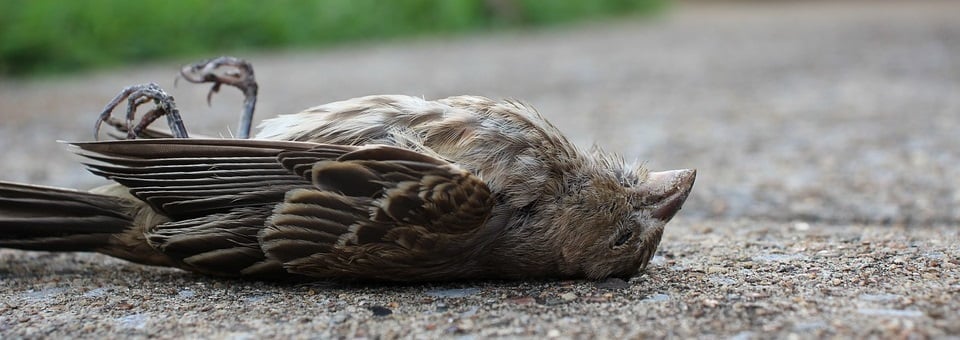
[544,157,696,279]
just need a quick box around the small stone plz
[544,298,563,305]
[508,297,536,305]
[642,294,669,302]
[368,305,393,316]
[331,313,349,324]
[547,329,561,337]
[459,318,475,330]
[560,292,577,301]
[594,277,629,290]
[425,288,480,298]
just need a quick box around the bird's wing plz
[262,144,497,280]
[71,139,495,280]
[71,139,327,277]
[71,139,323,219]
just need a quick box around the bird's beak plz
[639,169,697,222]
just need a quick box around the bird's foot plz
[178,56,258,139]
[94,83,188,140]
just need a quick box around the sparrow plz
[0,57,695,282]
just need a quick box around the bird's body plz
[0,95,695,281]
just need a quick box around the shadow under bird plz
[0,57,695,282]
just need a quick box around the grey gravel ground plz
[1,1,959,338]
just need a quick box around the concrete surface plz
[1,1,958,338]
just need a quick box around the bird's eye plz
[614,230,633,247]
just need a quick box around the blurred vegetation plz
[0,0,665,77]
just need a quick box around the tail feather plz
[0,181,133,251]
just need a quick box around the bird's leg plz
[130,107,181,139]
[178,56,258,139]
[94,83,188,140]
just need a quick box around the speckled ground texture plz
[1,1,958,338]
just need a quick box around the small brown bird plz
[0,58,695,281]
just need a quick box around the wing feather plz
[261,146,496,280]
[69,139,496,280]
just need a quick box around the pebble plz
[425,288,480,299]
[594,278,629,290]
[368,306,392,317]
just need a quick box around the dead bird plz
[0,57,695,282]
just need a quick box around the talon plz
[178,56,258,139]
[95,83,189,140]
[206,82,223,107]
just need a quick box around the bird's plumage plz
[0,95,696,281]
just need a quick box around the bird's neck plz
[471,206,571,279]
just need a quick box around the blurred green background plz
[0,0,665,77]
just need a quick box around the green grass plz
[0,0,664,77]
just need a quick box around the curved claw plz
[178,56,258,139]
[94,83,189,140]
[206,82,223,107]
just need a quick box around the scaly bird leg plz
[178,56,258,139]
[94,83,188,140]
